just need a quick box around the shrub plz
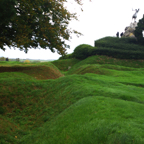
[72,37,144,60]
[95,37,137,45]
[73,44,94,59]
[24,60,30,63]
[93,36,144,59]
[0,57,5,61]
[94,37,143,51]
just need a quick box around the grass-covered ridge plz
[1,39,144,143]
[66,55,144,75]
[21,96,144,144]
[0,61,63,80]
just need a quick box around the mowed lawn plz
[1,55,144,144]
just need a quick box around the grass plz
[1,55,144,143]
[51,58,80,71]
[21,96,144,144]
[0,61,63,80]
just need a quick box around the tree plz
[0,0,17,50]
[134,14,144,45]
[0,0,16,24]
[0,0,91,55]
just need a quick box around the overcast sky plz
[0,0,144,60]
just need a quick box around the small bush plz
[24,60,30,63]
[73,44,94,59]
[0,57,5,61]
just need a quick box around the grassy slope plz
[51,58,80,71]
[0,61,64,80]
[67,55,144,74]
[21,96,144,144]
[0,61,64,143]
[1,55,144,143]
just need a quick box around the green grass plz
[51,58,80,71]
[0,61,22,66]
[0,72,36,80]
[21,96,144,144]
[0,62,63,80]
[1,55,144,143]
[66,55,144,75]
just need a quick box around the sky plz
[0,0,144,60]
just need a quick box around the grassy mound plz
[21,96,144,144]
[68,64,113,75]
[0,62,63,80]
[1,55,144,143]
[1,72,144,143]
[0,72,36,80]
[67,55,144,75]
[66,64,144,77]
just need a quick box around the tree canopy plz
[0,0,16,24]
[134,15,144,45]
[0,0,91,55]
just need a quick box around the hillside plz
[0,62,63,80]
[1,38,144,144]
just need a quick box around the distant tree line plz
[0,57,20,61]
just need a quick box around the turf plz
[51,58,80,71]
[0,62,64,80]
[1,55,144,144]
[67,55,144,75]
[21,96,144,144]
